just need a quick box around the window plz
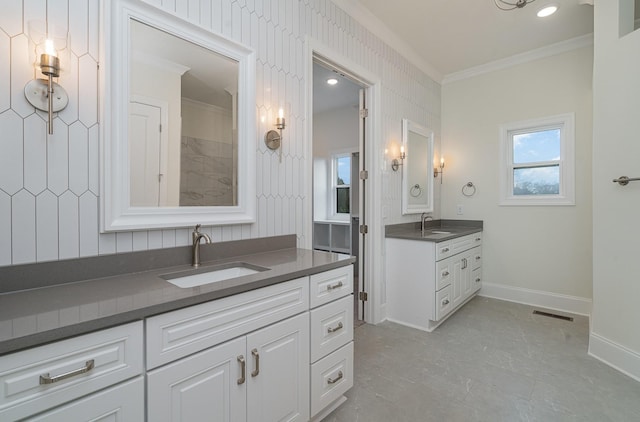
[499,113,575,206]
[334,154,351,214]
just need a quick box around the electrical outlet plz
[456,204,464,215]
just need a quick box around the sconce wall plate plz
[24,79,69,113]
[264,129,281,150]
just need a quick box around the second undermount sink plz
[161,262,269,288]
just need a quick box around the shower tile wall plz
[0,0,440,268]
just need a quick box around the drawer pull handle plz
[442,270,450,277]
[251,349,260,377]
[237,355,246,385]
[327,371,343,385]
[475,277,481,283]
[327,322,344,333]
[442,299,450,306]
[475,237,481,241]
[39,359,95,385]
[327,281,344,291]
[476,256,481,261]
[441,247,450,253]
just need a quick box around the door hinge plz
[359,291,368,301]
[359,225,368,234]
[359,170,368,180]
[359,108,368,118]
[159,124,162,132]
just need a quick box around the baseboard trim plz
[589,332,640,382]
[478,282,592,316]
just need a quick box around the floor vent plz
[533,310,574,322]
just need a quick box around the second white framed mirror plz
[401,119,434,215]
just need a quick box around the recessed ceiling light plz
[537,4,558,17]
[326,78,338,85]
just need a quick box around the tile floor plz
[326,296,640,421]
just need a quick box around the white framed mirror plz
[100,0,256,232]
[401,119,434,215]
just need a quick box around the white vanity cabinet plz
[146,264,355,422]
[387,232,482,332]
[0,321,144,421]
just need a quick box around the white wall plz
[590,0,640,380]
[0,1,440,273]
[441,47,594,304]
[313,105,358,220]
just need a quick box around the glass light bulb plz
[278,108,284,119]
[44,39,57,57]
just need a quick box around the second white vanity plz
[386,221,483,332]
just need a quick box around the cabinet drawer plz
[310,265,353,308]
[25,376,144,421]
[310,295,353,363]
[471,232,483,245]
[146,277,309,369]
[310,341,354,418]
[434,285,453,321]
[0,321,143,421]
[435,241,453,261]
[435,259,453,290]
[471,246,482,270]
[472,268,482,293]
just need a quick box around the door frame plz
[304,37,384,324]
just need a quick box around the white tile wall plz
[0,0,440,267]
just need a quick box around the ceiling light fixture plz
[493,0,536,11]
[537,4,558,17]
[326,78,338,85]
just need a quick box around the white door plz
[129,101,162,206]
[247,313,309,422]
[147,337,247,422]
[26,377,144,421]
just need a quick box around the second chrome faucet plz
[192,224,212,267]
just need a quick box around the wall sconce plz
[264,108,285,162]
[391,146,405,172]
[24,22,69,135]
[434,157,445,183]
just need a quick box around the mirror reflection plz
[402,119,434,215]
[129,19,238,207]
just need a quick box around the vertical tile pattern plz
[1,0,439,269]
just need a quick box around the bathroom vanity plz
[385,220,483,332]
[0,235,354,421]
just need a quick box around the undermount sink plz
[430,230,451,234]
[161,262,269,288]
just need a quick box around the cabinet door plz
[147,337,247,422]
[461,250,474,298]
[451,256,464,308]
[247,313,310,422]
[26,377,143,421]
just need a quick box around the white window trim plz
[499,113,575,206]
[330,151,352,219]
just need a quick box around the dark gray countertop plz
[385,219,483,242]
[0,237,354,356]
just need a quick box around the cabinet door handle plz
[442,299,450,306]
[251,348,260,377]
[442,270,450,277]
[40,359,95,385]
[237,355,246,385]
[327,371,343,385]
[327,281,344,291]
[461,258,467,269]
[441,247,450,253]
[327,322,344,333]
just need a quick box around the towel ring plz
[410,184,423,197]
[462,182,476,197]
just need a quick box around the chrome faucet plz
[421,212,433,236]
[192,224,212,267]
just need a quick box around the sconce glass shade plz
[24,21,69,134]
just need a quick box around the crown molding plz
[442,33,594,85]
[331,0,443,83]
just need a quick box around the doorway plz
[311,59,368,325]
